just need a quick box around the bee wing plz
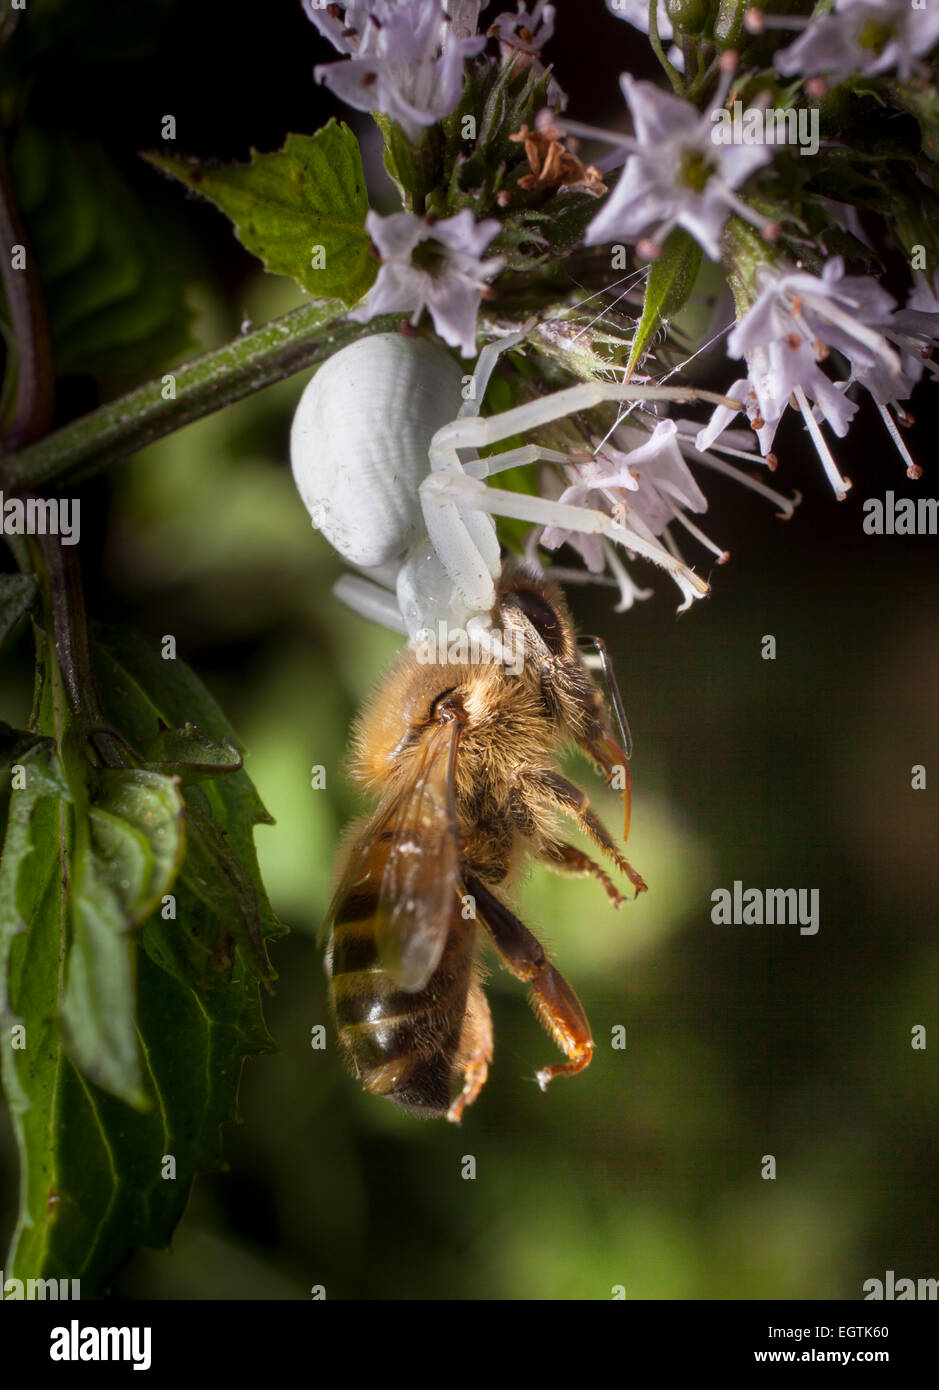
[320,714,464,992]
[576,633,633,841]
[374,714,464,991]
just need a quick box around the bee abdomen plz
[327,908,475,1117]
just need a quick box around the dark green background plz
[0,0,936,1299]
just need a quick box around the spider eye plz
[503,588,565,654]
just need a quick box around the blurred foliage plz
[0,608,281,1290]
[0,0,936,1302]
[4,259,934,1298]
[6,124,193,381]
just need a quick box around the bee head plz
[496,564,575,664]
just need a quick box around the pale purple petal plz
[433,208,501,259]
[775,0,939,81]
[714,140,773,188]
[622,74,695,144]
[604,0,673,39]
[366,208,425,260]
[351,208,503,355]
[586,77,771,260]
[307,0,486,140]
[349,263,426,322]
[426,276,485,354]
[540,526,607,572]
[695,380,751,453]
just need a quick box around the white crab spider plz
[290,328,737,640]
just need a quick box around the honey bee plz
[323,564,646,1122]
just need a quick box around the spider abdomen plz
[290,334,465,568]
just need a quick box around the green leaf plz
[0,574,37,646]
[147,122,376,307]
[894,81,939,163]
[92,626,281,989]
[0,730,67,1023]
[176,802,271,983]
[626,228,703,377]
[61,768,185,1108]
[0,624,282,1293]
[6,125,194,381]
[374,114,444,208]
[144,722,244,783]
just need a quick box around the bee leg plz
[583,726,633,843]
[466,874,594,1092]
[447,979,493,1125]
[539,654,633,841]
[518,768,647,896]
[538,838,627,908]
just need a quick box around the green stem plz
[682,36,700,88]
[649,0,686,98]
[0,300,404,493]
[28,531,128,769]
[686,52,720,104]
[0,136,55,449]
[720,214,776,318]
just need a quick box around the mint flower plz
[539,421,698,568]
[539,420,713,609]
[488,1,555,47]
[604,0,673,40]
[305,0,486,141]
[774,0,939,83]
[584,75,772,261]
[350,208,503,354]
[697,258,935,494]
[487,2,566,105]
[535,408,801,609]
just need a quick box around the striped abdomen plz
[326,840,476,1117]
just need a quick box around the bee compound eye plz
[428,686,459,721]
[503,588,565,655]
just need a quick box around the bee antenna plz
[576,634,632,761]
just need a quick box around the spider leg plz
[464,444,571,479]
[430,379,741,471]
[417,468,503,620]
[419,445,575,615]
[421,471,708,609]
[458,329,528,421]
[332,574,408,633]
[418,370,736,624]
